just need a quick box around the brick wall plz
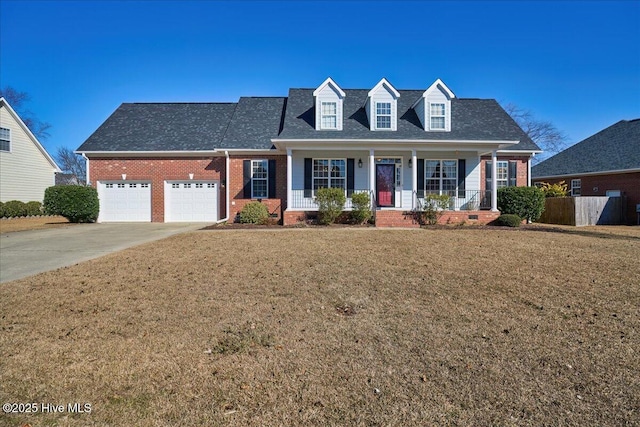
[534,172,640,225]
[228,155,287,222]
[480,156,530,189]
[90,157,226,222]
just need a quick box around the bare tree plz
[56,147,87,185]
[0,86,52,140]
[504,103,568,164]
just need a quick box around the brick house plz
[76,78,541,226]
[532,119,640,225]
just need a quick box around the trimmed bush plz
[494,214,522,227]
[350,192,372,224]
[238,201,269,224]
[0,202,4,218]
[25,201,43,216]
[315,187,346,225]
[44,185,99,223]
[497,186,545,223]
[3,200,27,218]
[418,194,451,225]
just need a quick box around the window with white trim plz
[313,159,346,195]
[571,179,581,196]
[375,102,391,129]
[496,161,509,189]
[251,160,268,198]
[320,102,337,129]
[425,160,457,196]
[0,127,10,152]
[430,103,445,130]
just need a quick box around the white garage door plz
[165,181,218,222]
[98,181,151,222]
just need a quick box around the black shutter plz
[417,159,424,197]
[509,161,517,187]
[485,161,492,192]
[304,158,312,198]
[347,158,355,197]
[268,159,276,198]
[457,159,466,198]
[243,160,251,199]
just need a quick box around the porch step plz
[374,210,420,228]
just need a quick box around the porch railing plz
[289,189,372,210]
[415,190,492,211]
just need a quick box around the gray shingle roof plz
[77,103,237,151]
[532,119,640,178]
[219,97,286,149]
[77,88,540,153]
[277,89,539,150]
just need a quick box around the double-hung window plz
[496,161,509,189]
[251,160,268,198]
[0,127,10,152]
[320,102,337,129]
[376,102,391,129]
[430,103,446,130]
[313,159,346,195]
[425,160,457,196]
[571,179,581,196]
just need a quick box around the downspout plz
[527,153,534,187]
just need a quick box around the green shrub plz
[497,186,545,223]
[315,187,346,225]
[418,194,451,225]
[25,201,43,216]
[350,192,372,224]
[3,200,27,218]
[238,201,269,224]
[494,214,522,227]
[0,202,4,218]
[44,185,99,223]
[539,181,568,198]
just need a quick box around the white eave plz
[0,97,61,172]
[368,78,401,98]
[272,138,520,152]
[313,77,346,98]
[532,167,640,180]
[412,78,456,108]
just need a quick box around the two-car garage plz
[97,181,218,223]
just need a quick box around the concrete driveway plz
[0,223,205,283]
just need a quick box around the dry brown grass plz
[1,227,639,426]
[0,216,70,234]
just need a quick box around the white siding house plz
[0,98,60,202]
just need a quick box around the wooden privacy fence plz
[538,196,625,226]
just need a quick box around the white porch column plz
[369,149,375,207]
[491,150,498,212]
[411,149,417,209]
[286,148,292,209]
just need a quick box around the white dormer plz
[412,78,455,132]
[365,78,400,131]
[314,77,346,131]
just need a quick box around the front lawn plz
[1,228,638,426]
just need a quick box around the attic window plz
[321,102,337,129]
[430,103,446,130]
[376,102,392,129]
[0,127,10,152]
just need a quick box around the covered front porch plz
[282,146,506,217]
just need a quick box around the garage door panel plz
[165,181,218,222]
[99,182,151,222]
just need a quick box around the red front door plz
[376,164,395,207]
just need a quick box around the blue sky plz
[1,0,639,159]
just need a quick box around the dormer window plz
[314,77,345,131]
[321,102,337,129]
[366,78,400,131]
[430,103,446,130]
[376,102,392,129]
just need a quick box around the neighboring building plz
[55,173,80,186]
[0,97,61,203]
[76,78,541,226]
[532,119,640,225]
